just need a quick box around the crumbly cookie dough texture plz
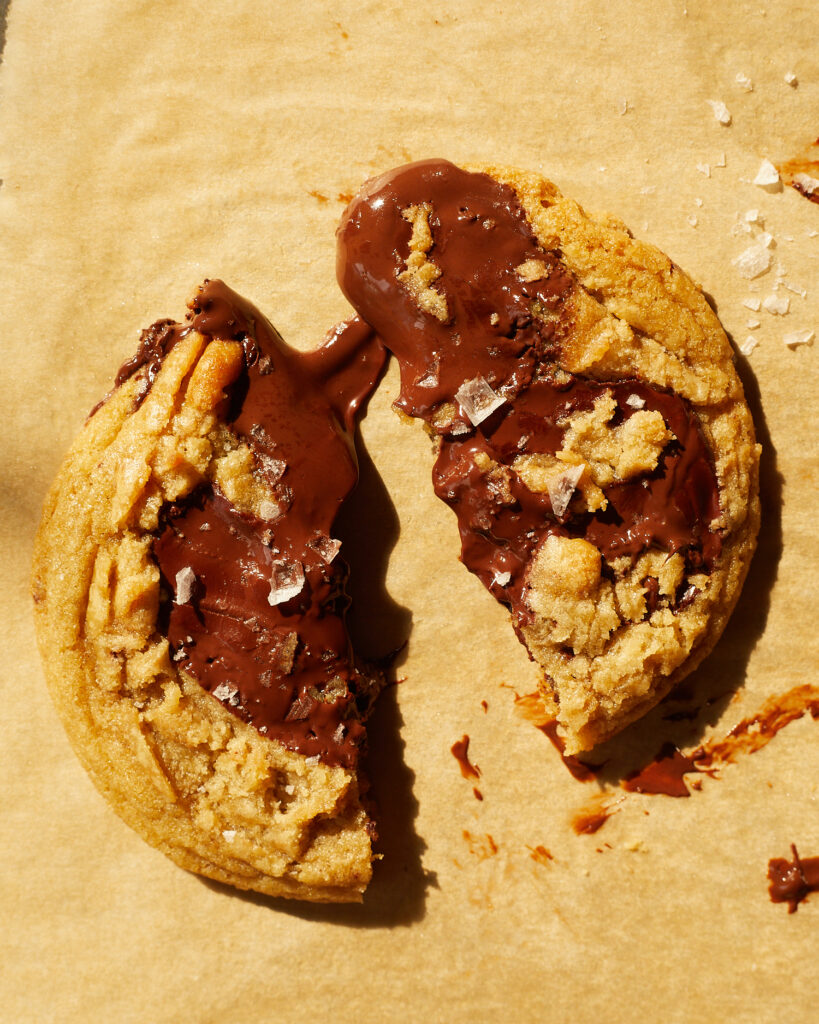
[32,328,373,903]
[479,165,761,752]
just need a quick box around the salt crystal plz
[489,313,500,326]
[199,522,211,532]
[743,297,762,311]
[450,422,470,436]
[309,535,342,564]
[332,723,346,744]
[733,244,772,279]
[625,394,646,409]
[744,209,760,224]
[784,282,807,298]
[707,100,732,126]
[213,683,240,706]
[763,294,790,315]
[172,648,186,662]
[757,231,774,248]
[618,98,630,116]
[305,755,321,767]
[694,197,703,207]
[415,361,440,387]
[639,186,656,195]
[493,570,512,587]
[548,464,585,519]
[268,560,305,606]
[739,336,758,356]
[258,499,281,522]
[735,72,754,92]
[696,163,711,177]
[687,214,698,227]
[257,453,287,483]
[222,830,237,842]
[455,375,506,426]
[715,152,727,167]
[784,71,798,87]
[753,159,780,187]
[784,330,814,349]
[793,172,819,196]
[174,567,197,605]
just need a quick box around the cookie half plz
[337,159,760,754]
[32,281,386,902]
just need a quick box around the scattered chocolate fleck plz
[451,734,481,780]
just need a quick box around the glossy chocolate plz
[124,281,386,768]
[337,160,722,633]
[768,844,819,913]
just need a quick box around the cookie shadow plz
[575,341,783,781]
[200,417,432,924]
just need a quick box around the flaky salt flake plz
[309,535,342,564]
[753,159,780,187]
[694,197,703,207]
[639,185,656,195]
[715,152,726,167]
[174,566,197,605]
[492,570,511,587]
[625,394,646,409]
[784,71,798,87]
[172,647,187,662]
[268,560,305,606]
[793,172,819,197]
[745,208,761,224]
[213,683,240,706]
[707,100,732,126]
[763,294,790,315]
[257,453,287,483]
[743,296,762,311]
[696,162,711,177]
[199,522,211,532]
[757,231,774,248]
[735,72,754,92]
[222,830,237,843]
[687,214,698,227]
[258,499,281,522]
[455,375,505,426]
[548,463,585,519]
[747,318,761,329]
[733,244,772,279]
[784,282,807,298]
[784,330,814,349]
[489,312,500,326]
[304,755,321,767]
[618,98,630,116]
[332,723,347,744]
[739,336,758,356]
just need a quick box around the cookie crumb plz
[258,499,281,522]
[455,375,505,425]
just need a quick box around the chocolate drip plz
[336,160,722,632]
[149,281,386,768]
[768,845,819,912]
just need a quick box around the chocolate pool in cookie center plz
[336,159,722,630]
[138,282,387,768]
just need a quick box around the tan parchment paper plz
[1,2,818,1022]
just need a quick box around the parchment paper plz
[2,2,818,1022]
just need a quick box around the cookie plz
[337,159,760,755]
[32,281,386,902]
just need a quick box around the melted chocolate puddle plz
[120,281,387,768]
[769,845,819,912]
[336,159,721,641]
